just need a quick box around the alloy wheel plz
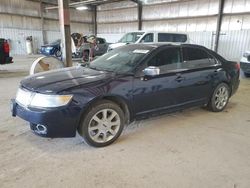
[88,109,121,143]
[214,86,229,110]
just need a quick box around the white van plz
[108,31,189,51]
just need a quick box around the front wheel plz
[78,100,125,147]
[55,49,62,57]
[208,83,230,112]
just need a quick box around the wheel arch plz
[219,81,232,97]
[77,95,132,130]
[101,95,131,125]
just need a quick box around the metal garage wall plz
[0,0,94,55]
[184,30,250,61]
[142,0,219,20]
[0,28,43,55]
[45,31,61,44]
[97,0,250,60]
[218,30,250,61]
[97,0,138,34]
[188,31,213,49]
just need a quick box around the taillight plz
[3,41,10,53]
[235,63,240,71]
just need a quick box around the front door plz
[133,46,185,116]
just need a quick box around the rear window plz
[158,33,187,43]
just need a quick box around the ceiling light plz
[76,6,88,11]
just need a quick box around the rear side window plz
[158,33,187,43]
[182,47,216,69]
[148,47,182,73]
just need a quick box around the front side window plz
[147,47,182,74]
[182,47,216,69]
[140,33,154,43]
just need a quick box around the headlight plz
[16,88,73,108]
[30,94,73,108]
[46,47,53,50]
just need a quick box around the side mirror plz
[143,66,160,77]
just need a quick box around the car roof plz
[127,43,206,49]
[124,31,188,35]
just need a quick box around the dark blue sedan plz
[11,44,240,147]
[40,39,61,57]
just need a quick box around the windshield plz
[118,32,145,43]
[88,45,153,74]
[51,39,61,45]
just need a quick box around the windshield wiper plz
[88,66,100,71]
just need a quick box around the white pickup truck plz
[108,31,189,51]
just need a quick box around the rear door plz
[178,46,220,104]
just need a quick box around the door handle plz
[214,68,223,73]
[175,76,185,82]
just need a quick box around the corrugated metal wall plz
[218,30,250,60]
[97,0,250,60]
[97,0,138,34]
[0,0,93,55]
[1,0,250,59]
[0,28,43,55]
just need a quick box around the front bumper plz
[11,99,82,138]
[240,62,250,73]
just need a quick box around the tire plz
[55,49,62,57]
[208,83,230,112]
[244,72,250,77]
[78,100,125,147]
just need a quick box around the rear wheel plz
[208,83,230,112]
[78,100,125,147]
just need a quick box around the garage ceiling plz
[27,0,135,6]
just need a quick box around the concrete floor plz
[0,56,250,188]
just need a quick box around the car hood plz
[21,66,113,94]
[109,43,128,49]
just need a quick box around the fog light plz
[35,124,47,135]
